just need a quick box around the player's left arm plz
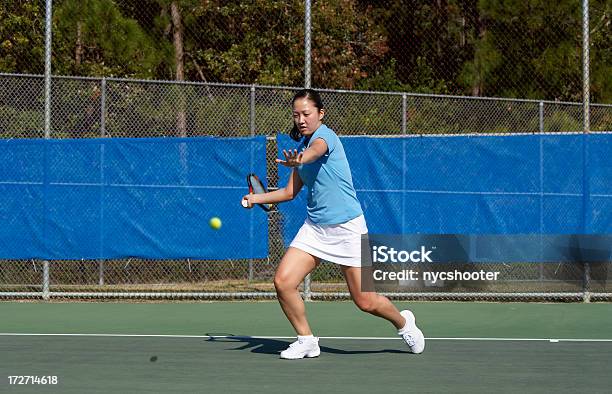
[300,138,328,164]
[276,138,328,167]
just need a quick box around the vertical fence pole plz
[539,101,544,133]
[42,262,50,300]
[249,84,256,283]
[402,94,407,135]
[582,0,590,134]
[582,0,591,303]
[304,0,312,89]
[100,77,107,137]
[98,77,106,286]
[44,0,52,137]
[250,84,256,134]
[538,101,545,281]
[98,260,104,286]
[302,0,313,300]
[42,0,53,301]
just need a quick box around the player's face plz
[292,98,324,137]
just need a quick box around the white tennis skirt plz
[290,215,368,267]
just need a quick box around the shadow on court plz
[205,334,409,356]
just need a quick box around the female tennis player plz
[242,89,424,359]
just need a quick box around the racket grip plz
[241,199,249,208]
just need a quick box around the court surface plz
[1,301,611,393]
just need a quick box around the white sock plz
[398,318,410,334]
[298,335,315,341]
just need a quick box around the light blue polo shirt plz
[296,124,363,224]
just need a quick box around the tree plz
[458,0,606,101]
[357,0,477,94]
[0,1,45,74]
[153,0,388,88]
[310,0,389,89]
[589,1,611,103]
[1,0,608,103]
[53,0,163,78]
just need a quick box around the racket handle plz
[241,199,249,208]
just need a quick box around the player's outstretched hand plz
[275,149,303,167]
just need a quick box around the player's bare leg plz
[274,247,319,335]
[274,247,321,359]
[342,265,425,353]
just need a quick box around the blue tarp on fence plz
[0,137,268,260]
[2,133,610,260]
[277,133,612,246]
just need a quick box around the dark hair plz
[289,89,324,141]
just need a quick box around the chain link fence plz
[1,1,610,103]
[1,73,611,300]
[0,0,609,302]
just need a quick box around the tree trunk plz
[170,1,186,137]
[435,0,448,58]
[75,21,83,70]
[472,11,484,96]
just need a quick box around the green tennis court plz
[1,301,611,393]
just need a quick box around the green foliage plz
[545,109,582,132]
[589,1,612,103]
[310,0,389,89]
[0,106,44,138]
[182,0,304,84]
[0,1,45,73]
[356,59,407,92]
[52,0,164,77]
[460,0,610,102]
[459,36,502,96]
[0,0,610,103]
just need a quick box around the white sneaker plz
[398,310,425,354]
[280,336,320,359]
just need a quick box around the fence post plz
[303,0,313,299]
[583,263,591,303]
[42,262,50,300]
[539,101,544,133]
[538,101,544,281]
[582,0,591,303]
[100,77,107,137]
[304,0,312,88]
[249,84,256,282]
[98,77,106,286]
[250,84,256,134]
[582,0,590,134]
[42,0,53,301]
[402,94,407,135]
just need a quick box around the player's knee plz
[273,274,296,293]
[353,295,377,313]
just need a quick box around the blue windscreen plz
[276,133,612,245]
[0,137,268,260]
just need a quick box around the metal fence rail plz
[1,73,611,301]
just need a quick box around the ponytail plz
[289,123,302,141]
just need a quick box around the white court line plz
[0,333,611,342]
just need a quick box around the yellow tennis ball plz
[209,217,222,230]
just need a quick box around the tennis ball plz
[209,217,222,230]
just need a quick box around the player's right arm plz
[244,169,303,207]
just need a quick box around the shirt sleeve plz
[311,126,337,154]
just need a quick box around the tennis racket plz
[242,173,273,212]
